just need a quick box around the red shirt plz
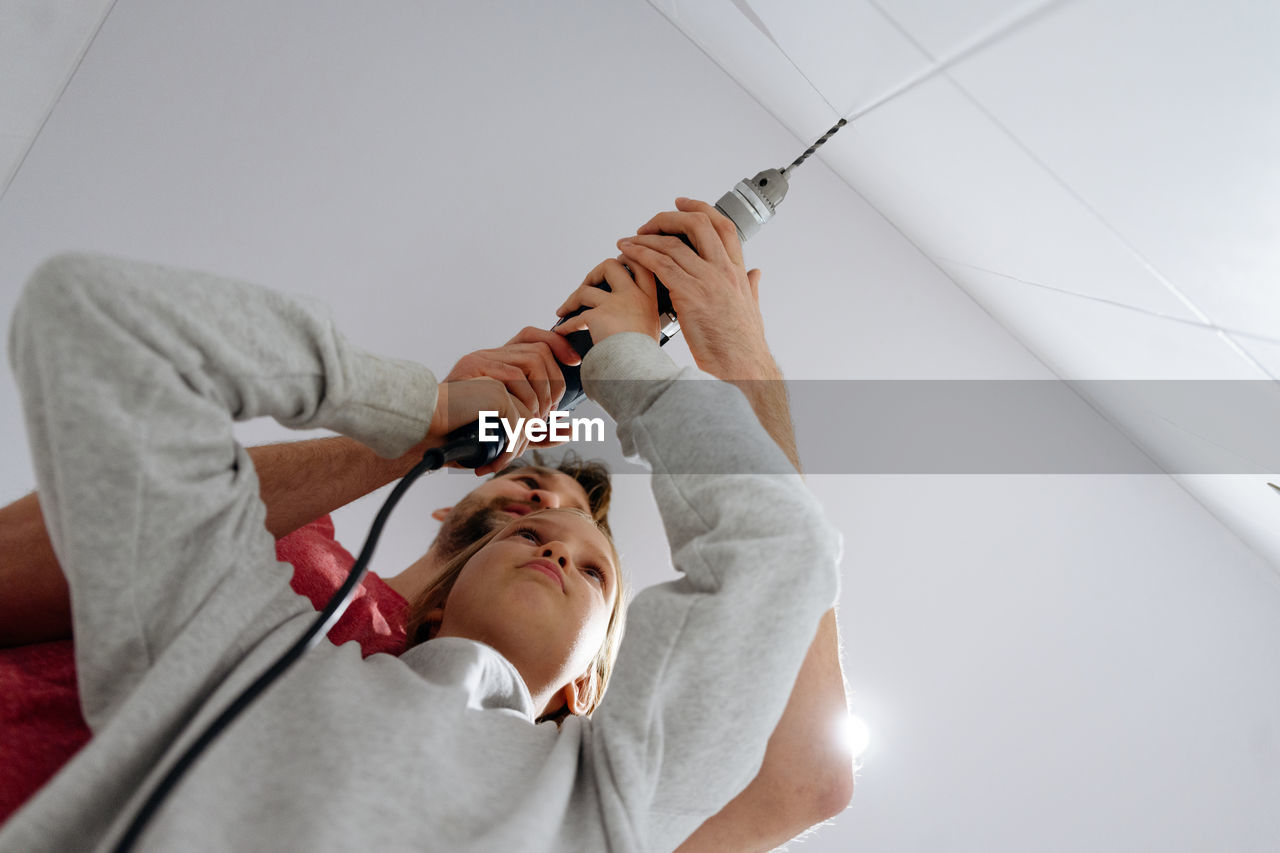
[0,515,407,825]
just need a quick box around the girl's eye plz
[584,566,605,585]
[515,527,539,543]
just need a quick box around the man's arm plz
[0,437,424,647]
[0,492,66,645]
[617,199,854,851]
[252,436,431,539]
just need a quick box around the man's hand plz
[553,256,662,344]
[617,197,771,380]
[433,327,583,475]
[614,197,800,471]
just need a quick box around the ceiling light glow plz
[840,713,871,761]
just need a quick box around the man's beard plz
[431,494,515,561]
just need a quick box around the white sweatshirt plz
[2,252,841,853]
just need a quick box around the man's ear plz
[431,506,453,522]
[558,668,598,716]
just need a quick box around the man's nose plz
[528,488,561,509]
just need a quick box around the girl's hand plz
[554,256,662,344]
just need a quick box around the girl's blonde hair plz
[403,512,628,723]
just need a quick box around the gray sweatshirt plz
[2,252,841,853]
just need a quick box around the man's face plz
[432,467,593,561]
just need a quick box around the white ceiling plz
[3,2,1279,851]
[652,0,1280,569]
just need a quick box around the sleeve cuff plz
[322,349,438,458]
[580,333,682,424]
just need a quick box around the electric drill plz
[447,118,847,466]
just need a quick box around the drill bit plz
[781,118,847,176]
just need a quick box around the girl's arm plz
[579,333,842,853]
[675,372,853,852]
[606,198,854,851]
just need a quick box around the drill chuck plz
[714,169,790,243]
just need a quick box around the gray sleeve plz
[7,252,437,729]
[579,333,843,852]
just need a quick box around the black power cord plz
[111,427,504,853]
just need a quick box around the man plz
[0,199,852,851]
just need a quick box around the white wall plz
[812,474,1280,851]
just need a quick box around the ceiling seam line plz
[1148,413,1277,476]
[642,1,841,158]
[939,73,1277,380]
[727,0,842,118]
[934,258,1280,351]
[863,0,937,60]
[936,73,1203,323]
[0,0,121,208]
[842,0,1077,124]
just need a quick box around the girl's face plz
[432,508,619,716]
